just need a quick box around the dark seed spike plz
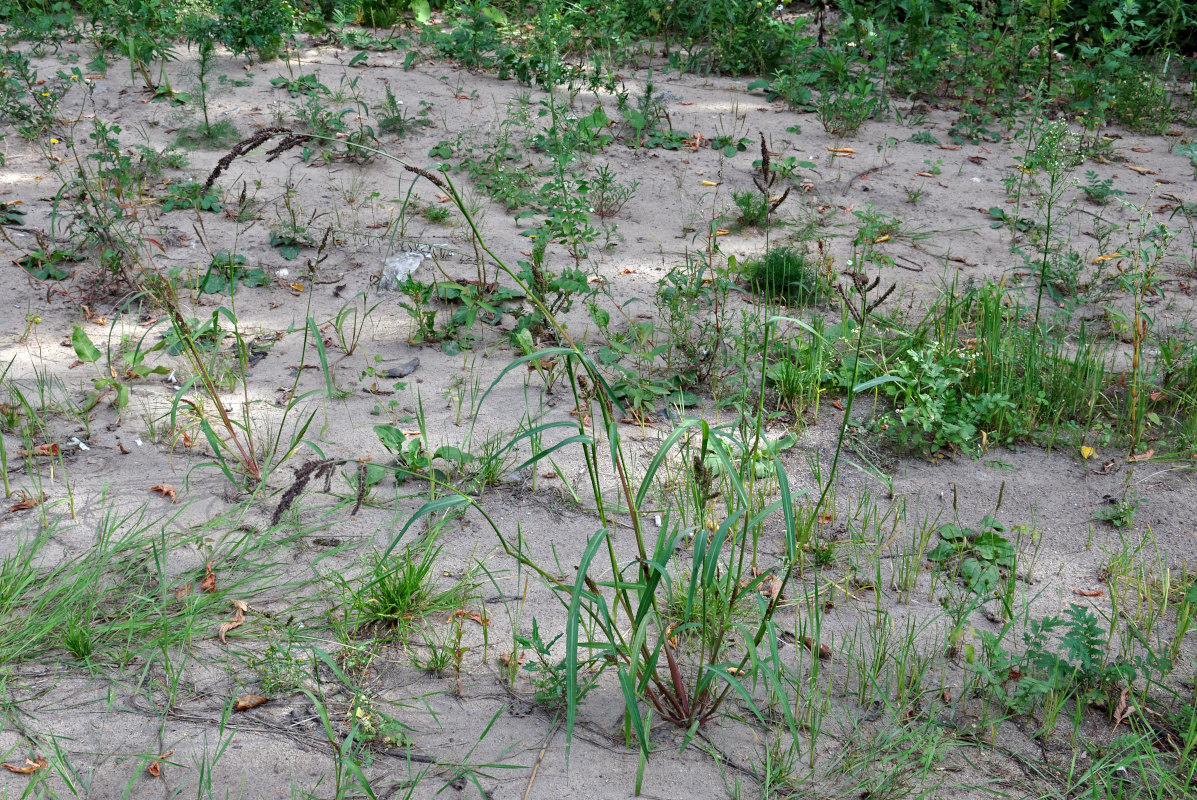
[768,186,790,213]
[759,131,770,181]
[351,462,368,516]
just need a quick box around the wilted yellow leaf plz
[1081,446,1096,459]
[1091,253,1122,263]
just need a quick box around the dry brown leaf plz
[150,484,177,502]
[1128,449,1155,462]
[200,561,216,594]
[118,441,130,455]
[18,443,59,457]
[826,146,855,154]
[758,576,782,602]
[2,756,48,774]
[1131,147,1152,153]
[175,584,192,599]
[830,399,844,410]
[1112,688,1134,730]
[1073,588,1104,597]
[801,636,832,660]
[218,600,249,644]
[233,694,269,712]
[1127,165,1157,175]
[915,171,934,177]
[938,144,962,150]
[147,761,162,778]
[499,651,526,668]
[8,492,45,512]
[447,609,489,627]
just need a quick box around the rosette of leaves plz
[928,515,1014,595]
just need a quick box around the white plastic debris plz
[68,437,89,451]
[378,252,425,291]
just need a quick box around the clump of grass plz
[349,528,469,641]
[746,247,822,304]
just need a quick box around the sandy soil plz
[0,26,1196,800]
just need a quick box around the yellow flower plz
[50,138,58,144]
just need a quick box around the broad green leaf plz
[71,326,101,363]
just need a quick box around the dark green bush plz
[746,247,822,304]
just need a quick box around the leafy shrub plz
[746,247,822,304]
[880,340,1017,455]
[213,0,296,61]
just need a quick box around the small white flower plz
[278,268,289,277]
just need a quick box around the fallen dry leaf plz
[1091,253,1122,264]
[700,179,718,186]
[1112,688,1135,731]
[826,146,855,154]
[1074,588,1104,597]
[1128,449,1155,462]
[758,575,782,602]
[1081,446,1096,460]
[200,561,216,594]
[175,584,192,599]
[233,694,269,712]
[8,492,45,512]
[915,171,934,177]
[1131,147,1152,153]
[801,636,832,660]
[1126,165,1157,175]
[830,399,844,410]
[146,750,172,778]
[499,651,526,669]
[2,756,48,774]
[118,441,130,455]
[218,600,249,644]
[18,443,59,457]
[447,609,489,627]
[150,484,177,503]
[938,144,962,150]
